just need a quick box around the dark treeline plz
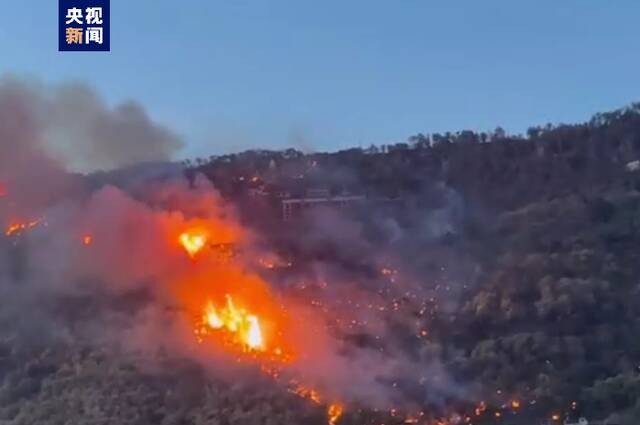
[189,102,640,212]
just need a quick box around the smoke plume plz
[0,76,183,175]
[0,76,474,423]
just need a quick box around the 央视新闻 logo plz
[59,0,110,51]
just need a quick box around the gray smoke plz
[0,76,183,174]
[0,76,476,419]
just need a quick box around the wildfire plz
[5,219,42,237]
[179,230,207,258]
[328,403,343,425]
[177,221,341,424]
[291,385,322,404]
[83,235,93,245]
[290,384,343,425]
[201,295,264,351]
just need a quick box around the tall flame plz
[246,315,263,349]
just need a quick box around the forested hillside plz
[2,103,640,425]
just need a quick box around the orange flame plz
[200,295,265,351]
[179,230,208,257]
[290,384,344,425]
[291,385,322,404]
[328,403,343,425]
[176,221,341,424]
[83,235,93,245]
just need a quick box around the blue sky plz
[1,1,639,159]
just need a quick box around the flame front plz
[179,230,207,258]
[291,384,343,425]
[201,295,264,351]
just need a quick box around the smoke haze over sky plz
[1,1,639,159]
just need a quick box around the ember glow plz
[5,219,42,236]
[290,384,344,425]
[179,230,208,257]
